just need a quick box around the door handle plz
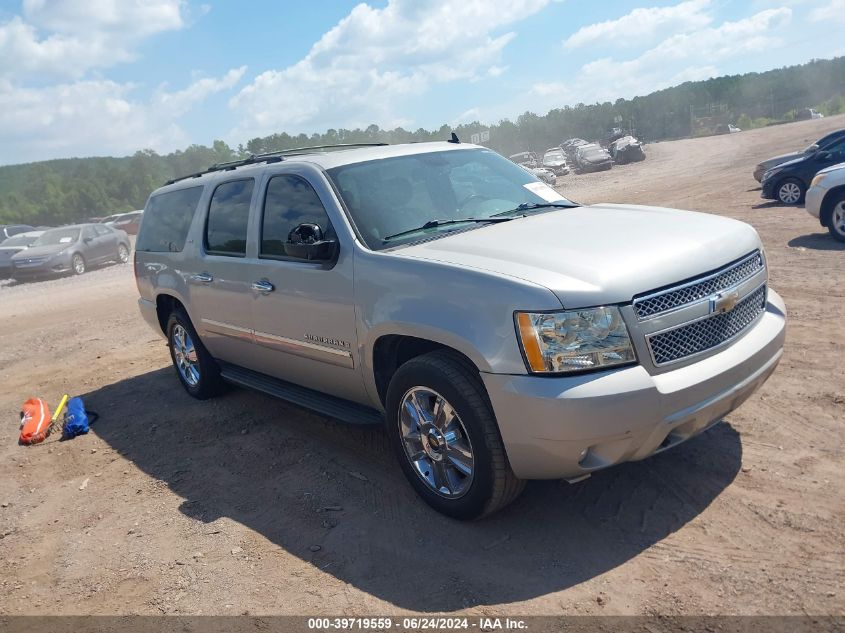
[251,279,275,294]
[190,272,214,283]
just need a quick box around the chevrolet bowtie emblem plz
[710,290,739,314]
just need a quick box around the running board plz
[219,362,384,427]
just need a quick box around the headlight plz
[810,173,826,188]
[762,168,780,182]
[516,307,636,374]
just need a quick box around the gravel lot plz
[0,116,843,616]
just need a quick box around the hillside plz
[1,56,843,226]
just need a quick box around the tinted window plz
[137,186,203,253]
[260,175,333,258]
[82,226,96,240]
[93,225,111,236]
[205,180,253,256]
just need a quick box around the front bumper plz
[805,186,826,223]
[482,290,786,480]
[753,165,765,183]
[760,178,778,200]
[11,255,72,278]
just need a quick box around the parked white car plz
[805,162,845,242]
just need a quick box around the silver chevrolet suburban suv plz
[135,141,786,519]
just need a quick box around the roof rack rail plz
[164,142,390,186]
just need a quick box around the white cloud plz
[0,68,246,163]
[563,0,713,49]
[154,67,247,118]
[534,7,792,105]
[0,0,185,79]
[229,0,550,139]
[808,0,845,24]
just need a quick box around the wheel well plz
[371,335,479,406]
[155,294,185,334]
[820,185,845,227]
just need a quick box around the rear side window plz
[260,175,333,259]
[205,179,254,256]
[136,186,203,253]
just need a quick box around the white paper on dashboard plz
[523,181,562,203]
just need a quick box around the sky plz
[0,0,842,165]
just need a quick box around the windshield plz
[33,228,80,246]
[582,147,607,158]
[327,148,575,250]
[2,234,39,247]
[544,151,564,161]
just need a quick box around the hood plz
[759,151,804,169]
[398,203,761,308]
[10,243,69,259]
[816,161,845,177]
[0,246,26,260]
[765,154,807,176]
[543,157,566,166]
[582,152,611,163]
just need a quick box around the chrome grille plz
[634,251,764,320]
[647,284,767,366]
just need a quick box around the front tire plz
[824,193,845,243]
[776,178,805,205]
[166,309,225,399]
[386,351,524,520]
[71,253,86,275]
[117,243,129,263]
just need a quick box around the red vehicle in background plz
[108,210,144,235]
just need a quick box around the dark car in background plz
[575,143,613,172]
[0,230,43,277]
[609,136,646,164]
[761,135,845,204]
[753,128,845,182]
[0,224,35,244]
[10,223,130,280]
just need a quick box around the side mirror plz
[83,237,93,243]
[284,223,337,261]
[806,144,819,153]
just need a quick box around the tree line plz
[2,56,843,227]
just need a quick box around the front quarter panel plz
[355,247,563,404]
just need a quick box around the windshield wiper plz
[492,202,579,218]
[383,217,515,242]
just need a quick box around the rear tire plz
[824,193,845,243]
[386,350,524,520]
[166,309,225,399]
[776,178,805,205]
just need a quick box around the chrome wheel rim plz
[172,324,200,386]
[118,245,129,262]
[833,202,845,236]
[398,387,474,498]
[72,255,84,274]
[779,182,801,204]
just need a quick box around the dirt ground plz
[0,116,843,617]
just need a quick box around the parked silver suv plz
[135,141,786,519]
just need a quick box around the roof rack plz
[164,142,390,186]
